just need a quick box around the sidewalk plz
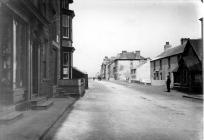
[106,80,203,101]
[0,97,78,140]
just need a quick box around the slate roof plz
[115,52,146,60]
[151,42,187,61]
[189,39,203,62]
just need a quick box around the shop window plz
[14,19,27,88]
[160,72,162,80]
[0,16,13,88]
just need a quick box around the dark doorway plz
[32,42,40,97]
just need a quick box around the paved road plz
[45,80,203,140]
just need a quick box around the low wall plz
[58,78,85,96]
[151,80,165,86]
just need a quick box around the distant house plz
[150,39,188,86]
[130,58,151,84]
[100,56,110,79]
[102,51,147,81]
[173,39,203,93]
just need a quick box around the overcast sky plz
[71,0,203,77]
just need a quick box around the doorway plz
[32,41,40,97]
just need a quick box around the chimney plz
[164,42,172,51]
[122,50,127,54]
[180,38,189,45]
[135,51,140,58]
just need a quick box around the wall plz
[136,60,151,84]
[117,60,140,81]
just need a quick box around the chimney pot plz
[164,42,172,51]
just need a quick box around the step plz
[0,111,23,124]
[0,105,16,115]
[31,97,47,106]
[31,100,53,110]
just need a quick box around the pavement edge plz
[38,97,78,140]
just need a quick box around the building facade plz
[0,0,79,107]
[173,39,203,93]
[101,50,147,81]
[150,41,187,86]
[130,58,151,84]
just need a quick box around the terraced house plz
[151,38,203,93]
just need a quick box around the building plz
[150,40,187,86]
[130,58,151,84]
[0,0,86,109]
[173,39,203,93]
[100,56,109,79]
[101,50,147,81]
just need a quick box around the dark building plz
[0,0,86,109]
[173,39,203,93]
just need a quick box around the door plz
[51,48,58,85]
[32,42,40,97]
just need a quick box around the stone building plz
[101,51,147,81]
[0,0,86,110]
[150,40,187,86]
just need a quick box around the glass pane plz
[62,15,69,27]
[63,52,69,66]
[0,14,13,89]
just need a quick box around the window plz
[62,15,70,39]
[63,52,69,66]
[168,57,171,68]
[63,52,69,78]
[14,19,27,88]
[159,60,162,70]
[153,61,156,70]
[62,0,69,9]
[154,71,159,80]
[160,73,162,80]
[42,41,47,79]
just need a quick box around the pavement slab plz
[0,97,77,140]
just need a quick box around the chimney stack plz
[135,51,140,58]
[122,50,127,54]
[164,42,172,51]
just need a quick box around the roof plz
[115,52,146,60]
[151,42,187,61]
[189,39,203,62]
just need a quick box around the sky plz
[70,0,203,77]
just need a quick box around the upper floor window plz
[62,0,69,9]
[62,15,70,39]
[159,60,162,70]
[168,57,171,68]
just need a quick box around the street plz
[44,80,203,140]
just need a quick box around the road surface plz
[44,80,203,140]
